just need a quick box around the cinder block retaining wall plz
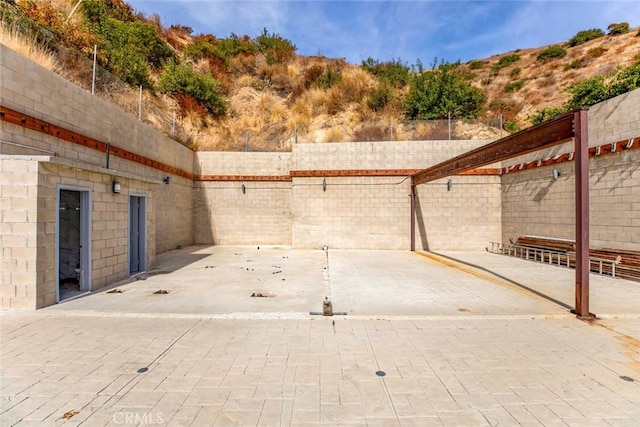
[194,141,501,250]
[1,43,639,309]
[1,45,194,308]
[501,89,640,251]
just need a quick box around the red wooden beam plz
[412,112,575,185]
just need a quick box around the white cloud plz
[128,0,640,64]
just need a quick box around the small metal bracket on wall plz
[322,177,327,192]
[446,179,452,191]
[241,184,246,194]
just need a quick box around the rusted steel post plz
[410,180,416,251]
[574,109,591,318]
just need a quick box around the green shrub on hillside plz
[468,60,486,70]
[504,119,520,133]
[537,45,567,61]
[492,53,520,71]
[79,0,173,87]
[607,22,629,35]
[184,34,257,67]
[405,61,486,120]
[531,63,640,124]
[315,66,342,89]
[255,28,296,64]
[567,28,604,47]
[367,84,394,112]
[564,58,586,71]
[609,63,640,97]
[158,61,227,117]
[564,75,609,110]
[361,57,411,88]
[504,80,525,93]
[530,106,567,125]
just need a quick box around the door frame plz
[128,193,147,275]
[55,185,92,302]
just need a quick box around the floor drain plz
[251,292,272,298]
[375,371,386,377]
[107,289,123,294]
[137,367,149,373]
[620,375,635,382]
[153,290,169,295]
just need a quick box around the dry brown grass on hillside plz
[470,30,640,122]
[0,21,58,71]
[7,0,640,150]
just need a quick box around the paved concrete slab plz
[45,246,640,319]
[433,251,640,317]
[1,246,639,426]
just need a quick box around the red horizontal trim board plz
[198,175,292,182]
[1,106,194,180]
[290,169,421,177]
[501,136,640,174]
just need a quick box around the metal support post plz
[574,108,591,318]
[410,181,416,251]
[91,44,97,95]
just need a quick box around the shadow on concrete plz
[149,246,212,274]
[428,251,574,311]
[414,193,430,251]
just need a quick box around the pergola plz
[409,109,593,319]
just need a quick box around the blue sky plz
[127,1,639,65]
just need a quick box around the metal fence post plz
[91,44,97,95]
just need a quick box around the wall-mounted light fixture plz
[552,169,561,180]
[322,177,327,192]
[112,180,121,194]
[241,184,246,194]
[163,176,171,185]
[446,179,453,191]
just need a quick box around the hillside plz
[1,0,639,150]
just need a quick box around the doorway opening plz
[57,187,91,301]
[129,195,147,275]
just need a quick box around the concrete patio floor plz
[1,246,639,426]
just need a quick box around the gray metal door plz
[129,196,145,274]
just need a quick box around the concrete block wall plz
[501,150,640,251]
[1,45,193,308]
[195,181,293,245]
[0,44,194,176]
[195,152,292,175]
[0,158,40,309]
[194,141,501,250]
[292,176,412,250]
[156,176,194,253]
[194,152,293,245]
[416,176,502,251]
[501,89,640,251]
[293,140,492,170]
[34,162,157,307]
[589,88,640,147]
[1,44,194,253]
